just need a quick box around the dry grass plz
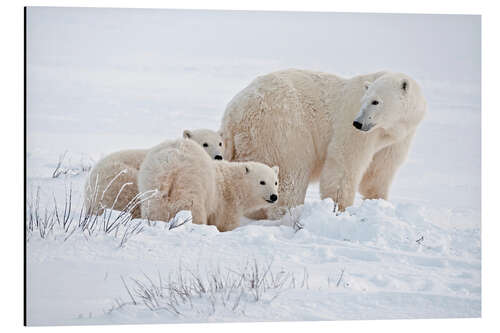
[26,184,156,247]
[52,151,93,178]
[116,260,307,316]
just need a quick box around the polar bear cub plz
[84,129,224,218]
[138,138,279,232]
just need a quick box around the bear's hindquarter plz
[208,164,242,231]
[139,141,216,223]
[171,153,215,212]
[229,71,337,176]
[86,149,147,217]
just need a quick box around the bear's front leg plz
[190,200,208,225]
[359,132,414,200]
[216,211,240,232]
[319,144,374,211]
[319,164,357,211]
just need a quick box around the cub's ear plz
[183,130,192,139]
[363,81,372,91]
[401,79,409,93]
[272,166,279,175]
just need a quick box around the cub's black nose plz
[353,121,363,130]
[214,155,223,160]
[270,194,278,202]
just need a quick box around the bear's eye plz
[219,142,222,147]
[275,182,277,185]
[203,143,209,147]
[260,181,266,185]
[372,100,379,105]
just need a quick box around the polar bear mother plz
[220,69,426,218]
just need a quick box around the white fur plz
[84,129,223,218]
[220,69,426,217]
[138,139,279,232]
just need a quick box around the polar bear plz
[138,138,279,232]
[84,129,224,218]
[220,69,426,218]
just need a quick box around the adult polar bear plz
[220,69,426,219]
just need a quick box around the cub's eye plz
[203,143,209,147]
[275,182,277,185]
[372,100,379,105]
[260,181,266,185]
[219,142,222,147]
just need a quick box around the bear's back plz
[97,149,147,171]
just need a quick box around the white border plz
[2,0,498,332]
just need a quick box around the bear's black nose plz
[270,194,278,202]
[214,155,223,160]
[353,121,363,130]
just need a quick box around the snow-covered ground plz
[25,7,481,326]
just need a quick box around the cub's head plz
[183,129,224,160]
[240,162,279,209]
[353,73,424,133]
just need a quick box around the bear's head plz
[353,73,426,134]
[183,129,224,160]
[240,162,279,210]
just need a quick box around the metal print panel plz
[25,6,481,326]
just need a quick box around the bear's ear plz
[363,81,372,91]
[183,130,192,139]
[401,79,409,93]
[272,166,279,175]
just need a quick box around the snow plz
[26,7,480,326]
